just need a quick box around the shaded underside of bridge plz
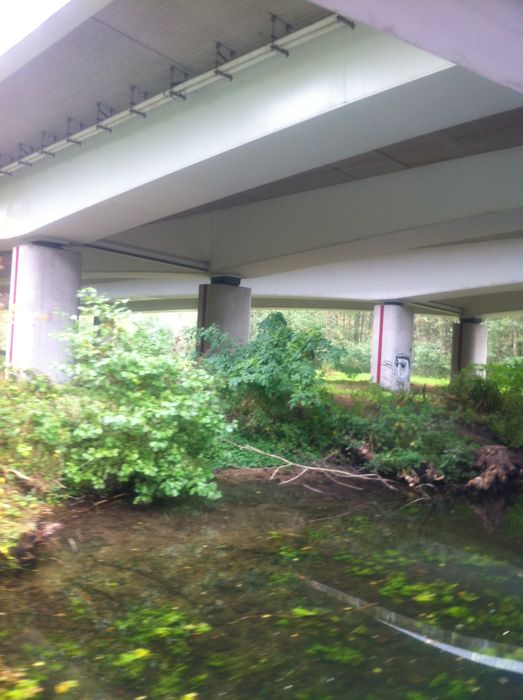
[0,0,522,319]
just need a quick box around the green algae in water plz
[1,486,523,698]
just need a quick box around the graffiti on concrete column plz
[394,352,411,383]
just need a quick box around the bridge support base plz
[197,276,251,352]
[6,244,81,381]
[371,303,413,391]
[451,318,487,374]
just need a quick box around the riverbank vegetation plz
[0,292,521,570]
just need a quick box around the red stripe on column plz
[7,246,20,365]
[376,304,384,385]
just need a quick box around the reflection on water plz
[1,483,523,699]
[306,578,523,675]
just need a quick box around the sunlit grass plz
[324,370,449,394]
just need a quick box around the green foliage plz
[60,289,230,502]
[487,313,523,362]
[449,368,503,414]
[200,313,344,457]
[202,312,334,409]
[449,359,523,447]
[412,341,450,378]
[0,290,230,507]
[201,313,477,480]
[342,392,477,481]
[0,373,71,483]
[333,340,371,377]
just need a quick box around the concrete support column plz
[197,276,251,350]
[451,318,487,374]
[371,303,414,391]
[6,244,81,381]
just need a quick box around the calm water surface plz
[2,482,523,699]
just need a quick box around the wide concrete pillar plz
[451,318,487,374]
[197,276,251,351]
[6,244,81,381]
[371,303,414,391]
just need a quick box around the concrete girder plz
[311,0,523,94]
[1,23,522,246]
[95,146,523,279]
[91,238,523,317]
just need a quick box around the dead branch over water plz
[225,440,400,492]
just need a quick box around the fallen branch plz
[225,441,399,491]
[0,465,46,494]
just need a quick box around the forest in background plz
[1,308,522,379]
[252,309,523,378]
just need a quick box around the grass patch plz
[325,371,449,396]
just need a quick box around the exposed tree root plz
[466,445,520,493]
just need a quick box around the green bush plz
[412,341,450,378]
[342,392,476,481]
[334,340,371,377]
[449,360,523,448]
[0,291,230,504]
[0,373,71,484]
[449,368,503,414]
[199,315,478,479]
[199,312,344,456]
[59,290,230,502]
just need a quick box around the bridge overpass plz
[1,0,522,387]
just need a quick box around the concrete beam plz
[1,23,522,245]
[209,147,523,275]
[312,0,523,93]
[101,147,523,280]
[91,239,523,318]
[243,239,523,306]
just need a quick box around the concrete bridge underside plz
[1,0,522,385]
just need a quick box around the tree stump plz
[465,445,519,492]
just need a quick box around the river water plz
[2,482,523,699]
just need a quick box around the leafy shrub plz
[199,316,476,480]
[449,359,523,448]
[0,372,74,487]
[412,341,450,378]
[449,368,503,414]
[59,290,230,502]
[342,392,477,481]
[199,313,344,456]
[0,290,230,504]
[334,340,371,377]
